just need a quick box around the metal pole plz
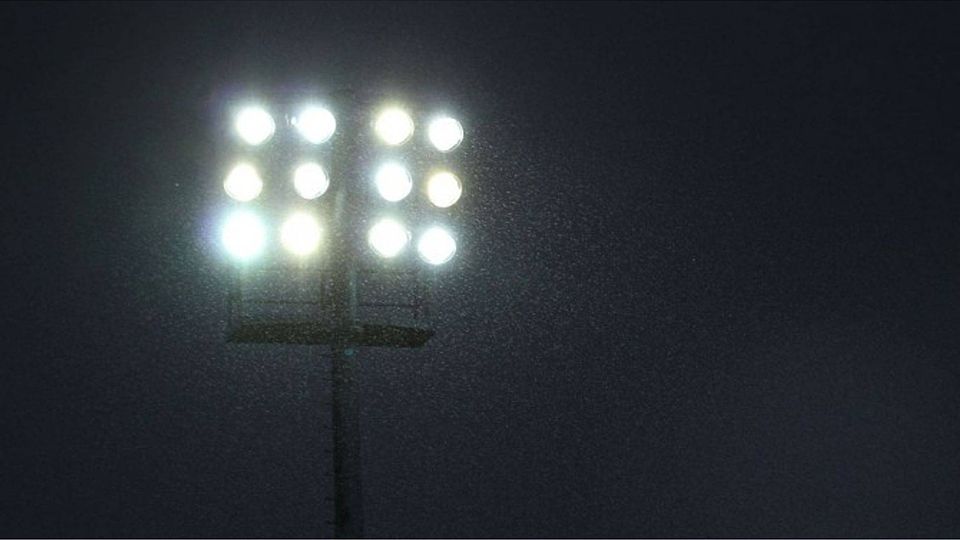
[329,165,364,538]
[331,344,364,538]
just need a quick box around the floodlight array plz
[221,101,463,266]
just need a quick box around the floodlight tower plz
[215,90,465,538]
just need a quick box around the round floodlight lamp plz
[375,163,413,202]
[417,227,457,266]
[426,171,462,208]
[293,106,336,144]
[293,162,329,199]
[234,106,275,145]
[224,163,263,202]
[280,212,322,256]
[374,107,414,145]
[427,117,463,152]
[368,218,410,258]
[222,210,266,261]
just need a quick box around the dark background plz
[2,2,959,537]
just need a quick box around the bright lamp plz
[426,172,462,208]
[235,106,275,145]
[368,218,410,258]
[375,163,412,202]
[427,117,463,152]
[222,210,266,261]
[294,162,329,199]
[417,227,456,265]
[280,212,322,256]
[294,106,336,144]
[224,163,263,202]
[374,107,414,145]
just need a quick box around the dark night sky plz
[2,2,959,537]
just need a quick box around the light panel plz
[222,100,465,270]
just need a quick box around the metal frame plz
[225,266,435,348]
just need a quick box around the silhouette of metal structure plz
[226,260,433,538]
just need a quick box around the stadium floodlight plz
[294,106,337,144]
[293,162,330,199]
[374,162,413,202]
[235,106,276,145]
[280,212,322,256]
[426,171,462,208]
[417,226,457,265]
[374,107,414,145]
[222,210,267,261]
[224,163,263,202]
[367,218,410,258]
[218,94,467,540]
[427,117,463,152]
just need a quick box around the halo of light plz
[427,117,463,152]
[234,106,275,145]
[221,210,266,261]
[293,106,336,144]
[280,212,322,256]
[367,218,410,258]
[293,162,329,199]
[374,107,414,145]
[375,163,413,202]
[426,171,462,208]
[223,163,263,202]
[417,227,457,266]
